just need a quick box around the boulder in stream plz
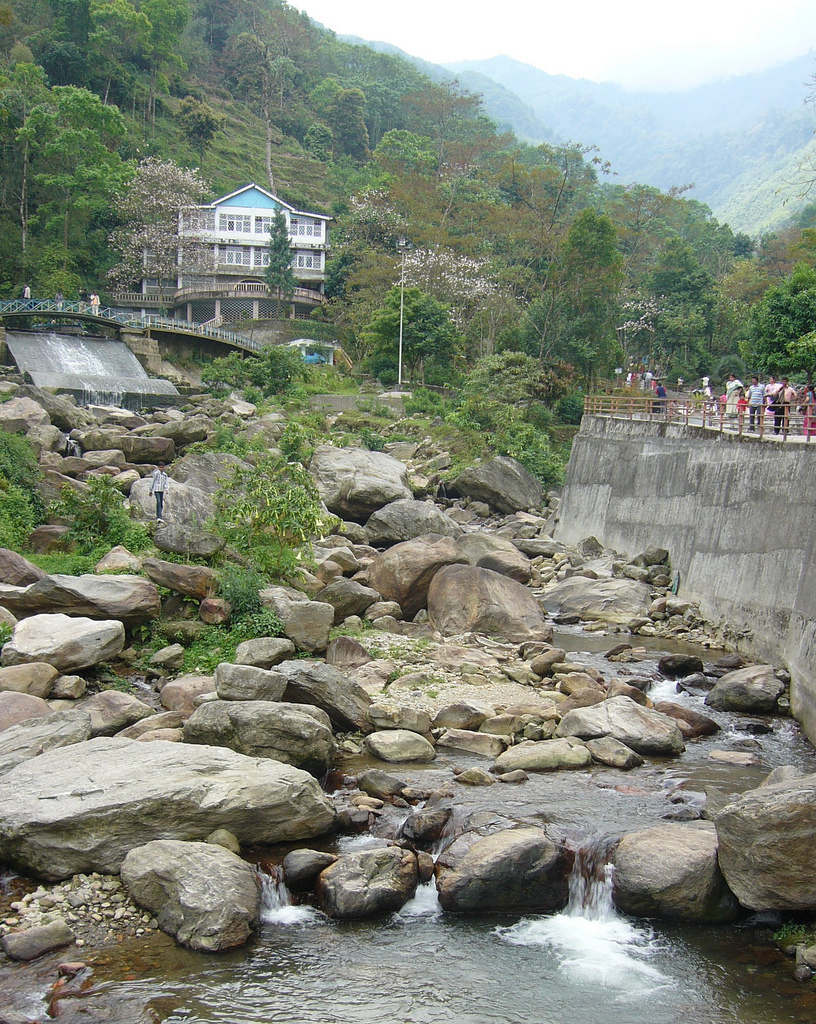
[317,846,418,918]
[555,696,685,757]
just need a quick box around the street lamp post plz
[397,236,407,390]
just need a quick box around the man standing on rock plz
[149,463,169,521]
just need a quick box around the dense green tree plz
[746,263,816,374]
[265,210,297,299]
[177,95,224,163]
[361,286,462,385]
[329,88,369,161]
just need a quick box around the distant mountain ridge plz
[344,36,816,235]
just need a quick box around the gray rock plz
[436,728,506,758]
[705,665,784,714]
[205,828,241,854]
[0,737,335,880]
[326,636,372,669]
[585,735,644,769]
[215,663,287,702]
[142,558,218,600]
[315,578,380,624]
[160,674,216,715]
[0,548,47,587]
[1,918,75,961]
[0,709,92,775]
[0,662,58,698]
[364,729,436,762]
[233,637,296,668]
[0,691,52,732]
[450,457,543,514]
[121,840,260,951]
[278,659,372,732]
[77,690,155,736]
[148,644,185,673]
[658,654,704,678]
[428,564,551,641]
[0,397,50,432]
[365,499,463,545]
[310,446,412,520]
[170,452,246,493]
[542,576,653,624]
[555,695,685,756]
[368,703,431,735]
[436,825,570,913]
[2,614,125,672]
[493,737,591,773]
[0,574,160,624]
[367,536,468,618]
[613,821,739,922]
[14,385,94,431]
[356,768,407,799]
[317,847,418,918]
[259,588,334,654]
[283,849,337,890]
[154,522,224,557]
[715,774,816,910]
[183,700,334,776]
[117,711,185,739]
[432,704,492,731]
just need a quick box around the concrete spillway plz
[6,331,178,409]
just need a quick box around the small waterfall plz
[496,837,671,996]
[256,865,319,926]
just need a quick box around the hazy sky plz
[297,0,815,90]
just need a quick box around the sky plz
[296,0,816,91]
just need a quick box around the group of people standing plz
[18,286,100,314]
[721,374,816,437]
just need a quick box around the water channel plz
[3,626,816,1024]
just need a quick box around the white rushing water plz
[397,880,442,919]
[257,867,320,927]
[496,841,672,999]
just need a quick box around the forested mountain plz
[1,0,815,392]
[444,53,816,235]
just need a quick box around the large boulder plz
[2,614,125,672]
[367,536,468,619]
[449,457,543,514]
[141,558,218,600]
[116,434,175,464]
[77,690,155,736]
[365,499,463,546]
[714,774,816,910]
[310,445,412,521]
[121,839,260,951]
[169,452,246,493]
[542,577,653,624]
[435,825,570,913]
[315,579,379,624]
[0,737,336,880]
[259,587,334,653]
[612,822,738,922]
[277,659,372,732]
[214,663,287,702]
[0,397,50,432]
[14,385,94,431]
[704,665,784,714]
[0,574,160,624]
[233,637,296,668]
[147,418,211,447]
[427,564,551,641]
[555,696,685,756]
[0,709,92,775]
[0,691,52,732]
[153,522,224,558]
[0,662,58,698]
[364,729,436,763]
[0,549,47,587]
[317,846,418,919]
[492,738,591,773]
[183,700,334,776]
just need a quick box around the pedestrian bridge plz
[0,299,263,354]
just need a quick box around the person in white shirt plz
[149,463,169,520]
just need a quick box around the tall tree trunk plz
[20,140,28,255]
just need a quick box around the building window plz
[220,246,251,266]
[253,248,270,267]
[218,213,251,233]
[294,252,323,270]
[290,217,323,239]
[254,215,274,234]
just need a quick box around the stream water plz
[3,629,816,1024]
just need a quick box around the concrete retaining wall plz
[555,415,816,742]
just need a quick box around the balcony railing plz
[584,394,816,442]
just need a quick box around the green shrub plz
[358,425,384,451]
[404,388,445,417]
[181,610,284,674]
[52,476,150,554]
[201,346,305,398]
[494,421,566,490]
[278,421,316,463]
[217,564,268,618]
[556,392,585,425]
[0,482,42,550]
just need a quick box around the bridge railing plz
[0,299,261,352]
[584,393,816,441]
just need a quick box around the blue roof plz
[218,186,282,210]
